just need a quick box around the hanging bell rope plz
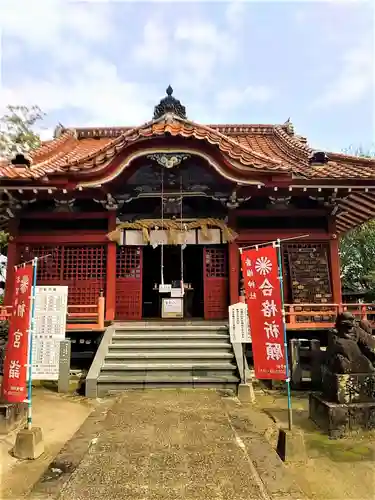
[180,168,184,288]
[160,166,165,285]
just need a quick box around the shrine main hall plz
[1,87,375,328]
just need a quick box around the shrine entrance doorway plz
[142,245,204,319]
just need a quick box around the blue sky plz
[0,0,373,153]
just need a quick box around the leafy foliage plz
[0,105,45,293]
[340,221,375,294]
[340,145,375,295]
[0,105,45,159]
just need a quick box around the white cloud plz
[0,0,156,126]
[225,0,247,29]
[312,41,373,108]
[216,85,275,111]
[132,1,244,86]
[1,61,157,126]
[0,0,113,49]
[133,20,171,68]
[0,0,271,127]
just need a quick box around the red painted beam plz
[234,209,328,217]
[235,230,330,243]
[15,232,109,244]
[20,212,109,220]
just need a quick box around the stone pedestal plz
[310,372,375,438]
[237,383,255,403]
[309,393,375,439]
[13,426,44,460]
[322,372,375,404]
[0,401,27,434]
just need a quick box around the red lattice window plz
[18,245,62,281]
[205,247,227,278]
[63,246,106,280]
[17,244,106,308]
[116,246,142,279]
[116,247,142,320]
[204,247,228,319]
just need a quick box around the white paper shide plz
[32,286,68,380]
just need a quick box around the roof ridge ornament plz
[153,86,187,120]
[283,118,294,136]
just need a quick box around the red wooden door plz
[115,246,143,320]
[203,247,229,320]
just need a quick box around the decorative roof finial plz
[153,86,187,120]
[283,118,294,136]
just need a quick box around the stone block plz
[276,428,307,463]
[13,426,44,460]
[309,393,375,439]
[237,383,255,403]
[323,372,375,404]
[0,402,27,434]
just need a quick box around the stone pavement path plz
[56,390,271,500]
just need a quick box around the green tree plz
[340,221,375,294]
[0,105,45,159]
[0,105,44,297]
[339,145,375,296]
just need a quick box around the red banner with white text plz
[1,265,34,403]
[240,245,287,380]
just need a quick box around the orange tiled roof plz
[0,115,374,181]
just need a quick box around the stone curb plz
[226,400,309,500]
[27,398,113,500]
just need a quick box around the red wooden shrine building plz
[1,87,375,329]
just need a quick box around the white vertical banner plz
[229,302,251,343]
[31,286,68,380]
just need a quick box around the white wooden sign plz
[31,286,68,380]
[162,298,183,318]
[229,302,251,343]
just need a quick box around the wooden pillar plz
[3,219,19,306]
[328,217,342,305]
[3,239,17,306]
[329,236,342,305]
[229,241,239,305]
[105,212,117,321]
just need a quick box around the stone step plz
[98,374,239,383]
[113,324,228,332]
[97,377,238,395]
[111,333,230,343]
[97,373,239,389]
[102,361,236,369]
[98,369,237,379]
[108,342,232,350]
[105,352,234,362]
[114,321,227,327]
[100,366,237,378]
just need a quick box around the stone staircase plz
[86,321,239,397]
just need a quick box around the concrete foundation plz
[276,428,307,463]
[13,426,44,460]
[237,382,255,403]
